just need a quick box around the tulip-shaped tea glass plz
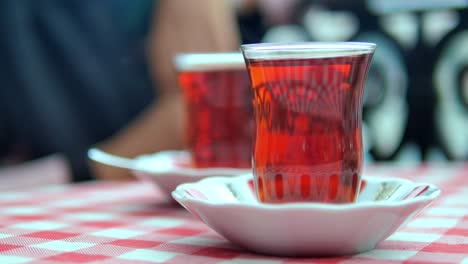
[241,42,376,204]
[175,53,253,168]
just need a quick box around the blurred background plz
[236,0,468,164]
[0,0,467,188]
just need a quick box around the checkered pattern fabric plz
[0,164,466,263]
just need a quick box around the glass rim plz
[241,42,376,60]
[174,52,246,71]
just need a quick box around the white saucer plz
[172,174,440,256]
[132,151,250,195]
[88,149,250,197]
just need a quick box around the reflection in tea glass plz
[241,42,376,204]
[174,53,253,169]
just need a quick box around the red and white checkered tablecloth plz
[0,163,466,263]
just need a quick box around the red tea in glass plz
[175,53,253,168]
[241,43,375,203]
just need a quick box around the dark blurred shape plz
[237,2,268,44]
[0,0,155,180]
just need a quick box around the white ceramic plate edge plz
[135,151,251,177]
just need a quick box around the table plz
[0,164,466,263]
